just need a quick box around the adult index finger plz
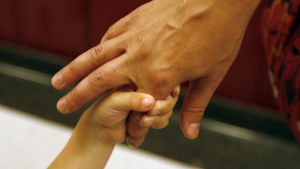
[52,38,125,90]
[56,54,130,114]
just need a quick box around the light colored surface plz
[0,105,199,169]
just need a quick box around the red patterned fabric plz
[261,0,300,142]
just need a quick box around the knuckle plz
[64,62,77,75]
[90,69,113,88]
[184,106,206,119]
[89,45,106,65]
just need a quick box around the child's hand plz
[81,88,156,145]
[82,85,180,146]
[127,86,180,147]
[49,86,180,169]
[141,85,180,129]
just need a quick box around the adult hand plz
[52,0,261,143]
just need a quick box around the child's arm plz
[48,87,179,169]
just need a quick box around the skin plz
[52,0,262,146]
[48,86,180,169]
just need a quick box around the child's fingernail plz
[187,123,200,138]
[143,97,153,108]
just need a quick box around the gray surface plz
[0,105,199,169]
[142,116,300,169]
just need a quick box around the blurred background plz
[0,0,300,169]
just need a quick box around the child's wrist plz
[50,116,115,169]
[76,110,116,147]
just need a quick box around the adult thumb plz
[180,78,218,140]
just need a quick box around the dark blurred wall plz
[0,0,277,110]
[0,0,148,56]
[216,2,278,110]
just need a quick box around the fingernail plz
[57,98,68,113]
[52,73,64,87]
[187,123,200,139]
[143,98,153,108]
[127,138,136,148]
